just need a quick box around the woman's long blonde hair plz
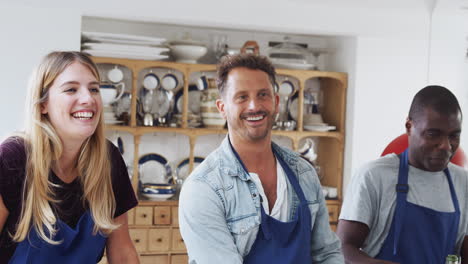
[13,51,118,244]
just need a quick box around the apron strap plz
[393,149,410,255]
[274,149,308,205]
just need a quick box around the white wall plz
[1,1,466,196]
[428,6,468,146]
[0,3,81,138]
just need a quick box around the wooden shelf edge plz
[105,125,343,140]
[137,200,179,206]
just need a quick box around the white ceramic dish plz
[176,157,204,181]
[141,193,174,201]
[83,49,169,61]
[304,124,336,132]
[279,80,294,95]
[138,153,170,184]
[107,66,124,83]
[175,88,201,114]
[203,118,226,127]
[288,96,299,121]
[82,42,169,54]
[272,61,315,70]
[201,112,223,118]
[171,45,207,64]
[82,31,166,45]
[161,74,178,91]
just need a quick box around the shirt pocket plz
[227,214,259,256]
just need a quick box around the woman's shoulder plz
[0,136,27,166]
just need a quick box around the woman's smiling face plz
[41,61,102,144]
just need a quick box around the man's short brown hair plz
[216,54,276,96]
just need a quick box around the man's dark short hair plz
[216,54,276,96]
[408,85,462,121]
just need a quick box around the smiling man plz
[338,85,468,264]
[179,54,343,264]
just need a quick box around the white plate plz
[176,157,204,181]
[82,49,169,61]
[176,88,201,114]
[82,31,166,45]
[288,96,298,121]
[273,61,315,70]
[139,153,169,184]
[82,42,169,54]
[304,125,336,132]
[142,193,174,201]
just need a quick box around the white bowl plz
[171,45,207,64]
[203,118,226,128]
[201,112,223,119]
[142,193,174,201]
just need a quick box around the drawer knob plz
[135,239,140,243]
[161,214,165,218]
[142,214,147,218]
[157,238,162,242]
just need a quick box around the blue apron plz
[375,149,460,264]
[9,211,107,264]
[229,141,312,263]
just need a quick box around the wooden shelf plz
[95,57,347,262]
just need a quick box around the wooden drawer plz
[172,207,179,227]
[127,208,135,225]
[129,229,148,252]
[154,206,171,225]
[148,228,171,252]
[140,254,169,264]
[135,206,153,226]
[171,228,186,251]
[327,205,339,223]
[171,254,188,264]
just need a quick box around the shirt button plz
[252,193,257,198]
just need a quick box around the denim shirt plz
[179,137,344,264]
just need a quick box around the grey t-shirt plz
[340,153,468,257]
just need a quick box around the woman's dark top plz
[0,137,138,263]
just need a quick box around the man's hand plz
[337,220,398,264]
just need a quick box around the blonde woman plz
[0,51,139,263]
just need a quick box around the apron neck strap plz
[228,137,308,204]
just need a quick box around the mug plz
[100,82,125,106]
[298,138,317,163]
[161,73,178,91]
[198,75,208,90]
[143,73,159,90]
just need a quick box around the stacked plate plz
[81,31,170,60]
[173,113,202,128]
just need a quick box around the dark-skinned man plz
[338,85,468,264]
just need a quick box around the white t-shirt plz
[249,159,289,222]
[340,153,468,257]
